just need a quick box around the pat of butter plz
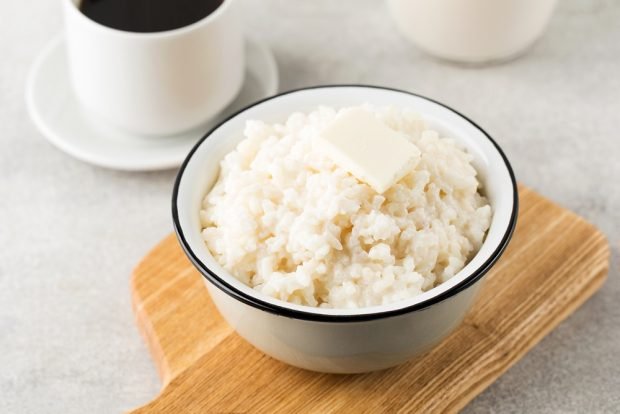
[316,108,421,193]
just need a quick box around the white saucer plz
[26,36,278,171]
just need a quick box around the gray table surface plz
[1,0,619,412]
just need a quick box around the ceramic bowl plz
[387,0,558,64]
[173,85,518,373]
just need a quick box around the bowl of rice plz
[173,85,518,373]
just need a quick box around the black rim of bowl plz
[172,84,519,322]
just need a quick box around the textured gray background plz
[1,0,618,412]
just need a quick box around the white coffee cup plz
[62,0,244,136]
[387,0,557,64]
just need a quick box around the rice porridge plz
[200,105,492,309]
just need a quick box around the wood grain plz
[129,186,609,413]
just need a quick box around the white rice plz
[200,105,492,309]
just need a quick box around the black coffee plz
[79,0,224,33]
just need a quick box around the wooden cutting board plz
[129,185,609,413]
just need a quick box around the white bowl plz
[173,85,518,373]
[387,0,558,64]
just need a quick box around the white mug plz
[387,0,557,64]
[62,0,244,136]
